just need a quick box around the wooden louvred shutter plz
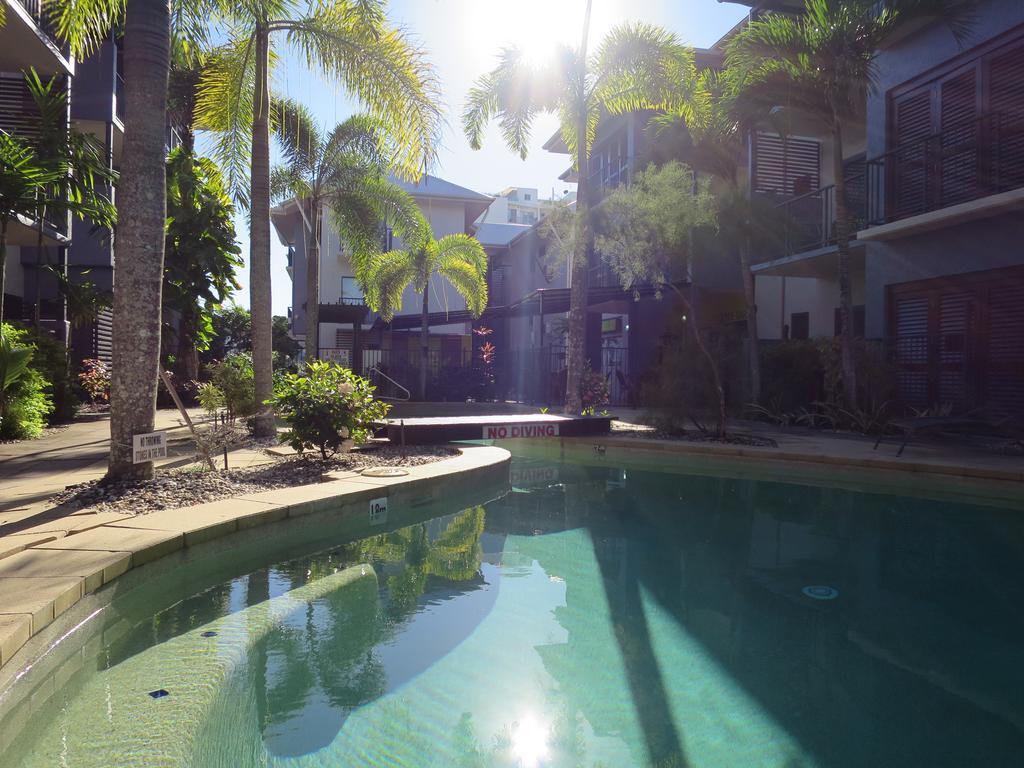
[892,295,930,408]
[892,90,934,218]
[988,43,1024,192]
[938,68,979,206]
[753,133,821,195]
[986,280,1024,413]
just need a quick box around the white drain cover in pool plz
[802,585,839,600]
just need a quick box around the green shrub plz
[0,326,53,439]
[199,353,257,422]
[2,323,79,423]
[270,361,390,459]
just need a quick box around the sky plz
[221,0,749,315]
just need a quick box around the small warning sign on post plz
[133,431,168,463]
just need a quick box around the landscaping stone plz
[49,445,458,516]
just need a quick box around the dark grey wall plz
[867,0,1024,158]
[864,214,1024,337]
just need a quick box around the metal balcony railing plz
[865,111,1024,226]
[773,173,867,258]
[17,0,59,44]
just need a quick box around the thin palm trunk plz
[304,197,320,361]
[249,25,275,438]
[177,306,200,380]
[32,202,47,327]
[107,0,171,480]
[0,218,8,320]
[564,0,593,415]
[668,281,726,438]
[419,283,428,400]
[832,118,857,409]
[739,233,761,402]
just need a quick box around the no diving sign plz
[483,423,559,440]
[132,431,168,463]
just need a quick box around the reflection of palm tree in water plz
[254,506,487,751]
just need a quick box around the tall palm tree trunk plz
[564,0,593,415]
[32,203,47,327]
[831,118,857,409]
[107,0,171,480]
[739,233,761,403]
[249,25,275,438]
[0,218,8,321]
[419,285,428,400]
[669,282,726,438]
[304,197,320,361]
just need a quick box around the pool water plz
[4,452,1024,767]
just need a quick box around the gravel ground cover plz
[51,445,458,515]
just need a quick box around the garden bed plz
[51,445,458,515]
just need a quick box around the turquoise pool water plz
[3,451,1024,767]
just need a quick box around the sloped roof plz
[391,173,493,203]
[473,222,534,247]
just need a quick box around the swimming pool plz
[2,448,1023,767]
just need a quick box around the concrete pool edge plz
[0,445,511,674]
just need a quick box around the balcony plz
[587,158,631,202]
[773,174,868,259]
[0,0,70,75]
[861,112,1024,240]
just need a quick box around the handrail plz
[368,365,411,402]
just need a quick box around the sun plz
[468,0,585,65]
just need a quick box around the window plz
[753,133,821,195]
[790,312,810,341]
[341,277,363,305]
[524,193,531,201]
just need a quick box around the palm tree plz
[463,14,698,412]
[53,0,213,479]
[359,208,488,400]
[270,100,407,361]
[0,132,59,321]
[164,147,242,380]
[195,0,442,438]
[726,0,975,409]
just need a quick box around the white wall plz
[3,246,23,301]
[756,272,865,340]
[318,196,473,334]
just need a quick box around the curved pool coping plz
[0,445,511,674]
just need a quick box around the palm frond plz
[270,165,308,204]
[277,11,442,179]
[195,35,258,206]
[360,248,418,320]
[432,235,489,318]
[52,0,126,58]
[272,96,321,177]
[461,45,572,159]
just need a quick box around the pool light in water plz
[802,585,839,600]
[512,714,549,767]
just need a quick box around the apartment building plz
[0,11,132,365]
[478,186,560,226]
[740,0,1024,413]
[272,174,492,391]
[0,0,74,330]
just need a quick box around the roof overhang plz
[0,1,73,77]
[751,242,865,278]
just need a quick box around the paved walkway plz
[0,410,273,535]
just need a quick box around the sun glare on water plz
[511,714,550,767]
